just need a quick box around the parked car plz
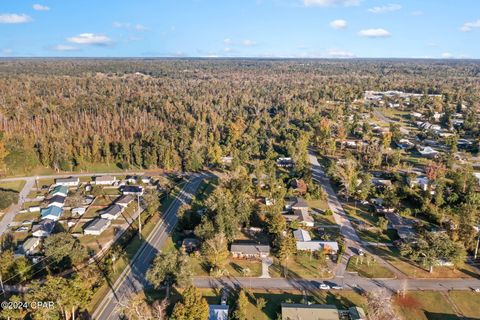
[332,285,343,290]
[319,283,331,290]
[473,288,480,293]
[358,248,365,256]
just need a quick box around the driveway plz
[0,177,35,235]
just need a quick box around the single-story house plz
[93,175,117,185]
[115,195,135,207]
[276,157,294,168]
[281,304,340,320]
[41,206,63,221]
[293,229,339,254]
[122,185,144,196]
[84,218,111,236]
[71,207,87,216]
[50,185,68,197]
[47,195,66,208]
[209,305,228,320]
[285,197,309,211]
[32,219,55,237]
[409,176,430,191]
[21,237,41,255]
[230,241,271,258]
[125,175,138,184]
[55,177,80,187]
[385,212,416,241]
[372,178,393,189]
[100,204,125,220]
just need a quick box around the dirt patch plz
[394,294,421,309]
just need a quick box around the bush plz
[324,209,334,216]
[0,189,19,210]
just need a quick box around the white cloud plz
[2,48,13,55]
[33,4,50,11]
[330,19,347,29]
[326,49,355,58]
[359,28,391,38]
[303,0,360,7]
[67,33,112,46]
[368,4,401,14]
[242,39,257,47]
[441,52,453,59]
[223,38,233,45]
[223,47,234,53]
[53,45,79,52]
[113,22,148,31]
[460,20,480,32]
[0,13,32,24]
[411,11,423,16]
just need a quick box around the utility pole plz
[474,233,480,260]
[137,193,142,239]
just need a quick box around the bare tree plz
[365,289,399,320]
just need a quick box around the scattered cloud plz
[113,22,149,31]
[33,4,50,11]
[303,0,360,7]
[359,28,391,38]
[0,13,32,24]
[53,45,80,52]
[441,52,453,59]
[330,19,347,29]
[460,20,480,32]
[223,38,233,45]
[411,11,423,16]
[2,48,13,55]
[242,39,257,47]
[223,47,235,53]
[67,33,113,46]
[368,4,401,14]
[326,49,355,58]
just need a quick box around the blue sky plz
[0,0,479,58]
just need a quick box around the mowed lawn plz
[394,291,461,320]
[448,291,480,319]
[346,256,395,278]
[0,180,26,192]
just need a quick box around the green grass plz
[370,246,480,279]
[346,256,395,278]
[448,291,480,318]
[190,256,262,277]
[0,180,26,192]
[12,211,40,222]
[269,254,333,279]
[394,291,458,320]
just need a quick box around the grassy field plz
[394,291,459,320]
[190,256,263,277]
[0,180,26,192]
[269,254,334,279]
[346,256,395,278]
[371,246,480,279]
[12,211,40,222]
[448,291,480,318]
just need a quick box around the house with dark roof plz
[209,305,229,320]
[122,185,144,196]
[47,195,66,208]
[100,204,125,220]
[84,218,111,236]
[284,197,314,227]
[32,219,55,237]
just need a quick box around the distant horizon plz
[1,0,479,59]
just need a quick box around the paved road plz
[0,171,151,183]
[0,177,35,235]
[92,173,207,320]
[308,151,361,276]
[193,275,480,292]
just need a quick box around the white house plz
[293,229,339,254]
[115,195,135,207]
[28,206,41,213]
[55,177,80,187]
[84,218,111,236]
[418,146,439,159]
[94,175,117,185]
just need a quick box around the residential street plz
[0,177,35,235]
[92,173,207,320]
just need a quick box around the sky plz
[0,0,479,58]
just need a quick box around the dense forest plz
[0,59,479,175]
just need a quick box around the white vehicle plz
[358,249,365,256]
[319,283,331,290]
[332,285,343,290]
[473,288,480,293]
